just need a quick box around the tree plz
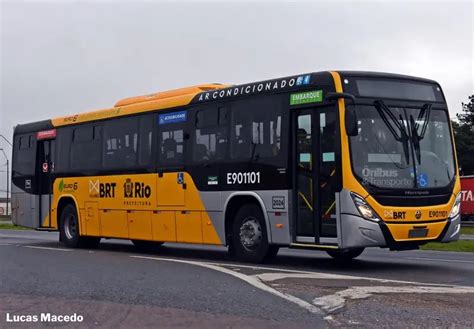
[453,95,474,175]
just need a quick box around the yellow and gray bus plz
[11,71,461,262]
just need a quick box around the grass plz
[461,226,474,235]
[420,225,474,252]
[421,240,474,252]
[421,226,474,252]
[0,223,32,230]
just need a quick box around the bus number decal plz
[227,172,260,185]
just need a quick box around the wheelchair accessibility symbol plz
[418,174,428,187]
[177,172,184,185]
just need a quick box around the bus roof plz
[14,70,440,135]
[51,83,229,128]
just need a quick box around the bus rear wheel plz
[326,248,365,261]
[60,204,100,248]
[231,204,270,263]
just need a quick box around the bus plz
[10,71,461,262]
[460,176,474,221]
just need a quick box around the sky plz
[0,0,473,196]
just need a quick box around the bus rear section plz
[11,123,56,230]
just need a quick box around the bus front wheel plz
[231,204,270,263]
[60,204,100,248]
[326,248,365,261]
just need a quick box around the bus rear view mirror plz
[345,106,358,136]
[325,92,358,137]
[325,92,355,102]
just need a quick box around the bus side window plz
[103,117,138,168]
[159,129,184,165]
[138,116,154,166]
[71,125,101,170]
[193,107,228,162]
[231,107,252,159]
[19,136,31,149]
[230,96,283,164]
[55,128,71,173]
[13,134,36,176]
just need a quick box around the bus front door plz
[36,139,55,228]
[294,107,339,244]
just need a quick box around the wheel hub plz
[64,214,77,240]
[239,217,262,251]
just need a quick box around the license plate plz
[408,228,428,238]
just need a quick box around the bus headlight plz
[351,192,380,222]
[449,193,461,219]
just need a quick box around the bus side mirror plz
[325,92,355,102]
[345,107,358,136]
[325,92,358,136]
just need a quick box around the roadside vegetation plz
[421,240,474,252]
[0,223,31,230]
[420,227,474,252]
[460,226,474,235]
[453,95,474,175]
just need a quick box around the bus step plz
[290,243,339,250]
[35,227,57,232]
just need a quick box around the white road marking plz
[130,255,323,314]
[131,255,474,318]
[23,245,72,252]
[126,255,466,287]
[406,257,474,264]
[183,259,457,288]
[313,285,474,313]
[255,272,366,282]
[323,315,341,326]
[0,243,11,246]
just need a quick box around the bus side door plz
[36,138,55,228]
[293,106,339,243]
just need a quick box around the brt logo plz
[124,178,152,198]
[384,210,406,220]
[88,180,116,198]
[100,183,116,198]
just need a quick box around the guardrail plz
[461,221,474,227]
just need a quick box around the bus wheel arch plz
[57,196,99,248]
[224,193,273,263]
[57,196,79,238]
[224,193,271,245]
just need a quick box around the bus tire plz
[265,245,280,260]
[231,203,270,263]
[326,248,364,261]
[59,203,82,248]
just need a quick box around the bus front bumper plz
[439,214,461,243]
[339,213,387,249]
[339,214,461,249]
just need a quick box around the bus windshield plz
[350,104,455,190]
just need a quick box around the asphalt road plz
[1,229,473,328]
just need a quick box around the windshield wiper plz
[409,103,432,164]
[374,100,411,164]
